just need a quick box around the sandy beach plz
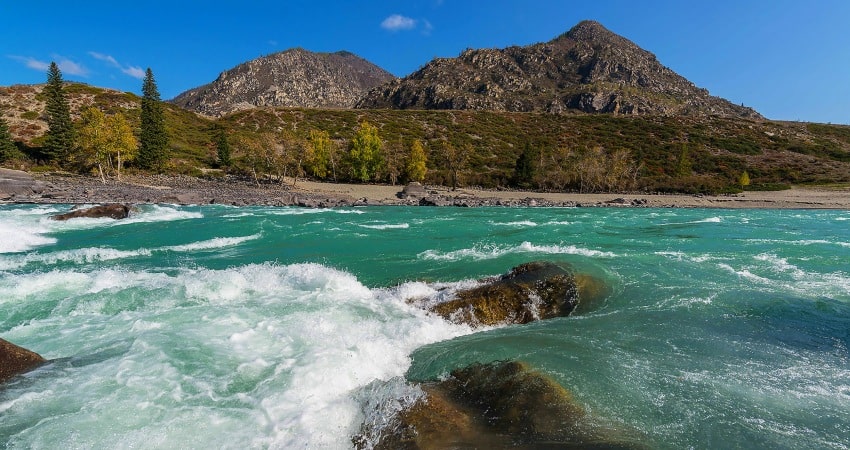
[2,170,850,209]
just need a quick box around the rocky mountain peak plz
[357,20,761,119]
[171,49,394,116]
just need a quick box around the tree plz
[438,140,469,190]
[76,108,136,182]
[305,129,331,179]
[138,68,168,171]
[43,62,74,165]
[739,170,751,189]
[348,121,384,182]
[0,116,17,164]
[512,142,536,188]
[104,113,136,179]
[405,139,427,183]
[215,127,231,168]
[676,143,693,177]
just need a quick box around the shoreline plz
[3,172,850,209]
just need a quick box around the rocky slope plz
[171,49,394,116]
[357,20,761,118]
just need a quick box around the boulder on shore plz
[430,261,604,326]
[0,168,45,200]
[51,203,131,221]
[356,360,646,449]
[0,338,47,383]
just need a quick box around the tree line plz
[0,63,169,181]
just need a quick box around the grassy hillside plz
[3,83,850,193]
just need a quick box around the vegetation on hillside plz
[2,81,850,193]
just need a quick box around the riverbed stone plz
[0,338,47,383]
[50,203,131,220]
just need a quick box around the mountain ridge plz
[356,20,761,119]
[170,48,395,116]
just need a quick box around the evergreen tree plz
[215,127,231,168]
[0,116,17,164]
[512,142,536,188]
[138,68,168,171]
[347,121,384,182]
[405,139,427,182]
[43,62,74,165]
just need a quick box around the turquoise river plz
[1,204,848,448]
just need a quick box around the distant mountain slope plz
[357,20,761,119]
[171,49,395,116]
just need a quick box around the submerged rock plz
[0,338,47,383]
[51,203,131,221]
[430,261,589,326]
[358,361,646,449]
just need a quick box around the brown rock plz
[0,338,46,383]
[430,261,582,326]
[360,361,647,449]
[51,203,130,221]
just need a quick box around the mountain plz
[357,21,760,119]
[171,49,395,116]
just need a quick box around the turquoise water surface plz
[1,204,848,448]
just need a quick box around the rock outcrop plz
[0,338,46,383]
[0,168,45,200]
[430,261,603,326]
[51,203,130,221]
[357,361,646,449]
[358,20,761,119]
[171,49,395,116]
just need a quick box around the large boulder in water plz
[51,203,131,221]
[431,261,598,326]
[357,361,646,449]
[0,338,47,383]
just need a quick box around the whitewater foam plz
[358,223,410,230]
[418,241,616,261]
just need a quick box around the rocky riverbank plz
[2,169,849,209]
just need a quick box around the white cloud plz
[8,55,88,76]
[381,14,416,31]
[57,58,88,76]
[122,66,145,79]
[88,51,145,79]
[8,55,50,71]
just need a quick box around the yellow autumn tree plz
[76,108,137,182]
[405,139,427,182]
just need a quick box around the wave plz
[490,220,538,227]
[268,208,365,216]
[0,262,474,448]
[358,223,410,230]
[419,241,616,261]
[0,206,61,253]
[0,234,262,270]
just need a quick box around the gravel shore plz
[4,172,850,209]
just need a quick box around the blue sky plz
[1,0,848,124]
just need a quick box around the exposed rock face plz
[358,361,646,449]
[358,20,761,119]
[51,203,130,221]
[430,261,586,326]
[0,338,46,383]
[0,168,45,200]
[171,49,395,116]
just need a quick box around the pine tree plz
[138,68,168,171]
[215,127,231,168]
[512,142,536,188]
[43,62,74,165]
[0,116,17,163]
[405,139,427,182]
